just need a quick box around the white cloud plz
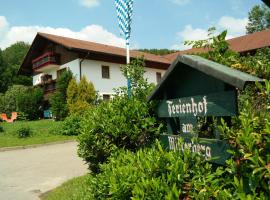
[0,16,9,38]
[80,0,100,8]
[218,16,248,34]
[170,0,190,5]
[0,16,125,49]
[171,16,248,50]
[171,25,209,50]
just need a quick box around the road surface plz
[0,141,88,200]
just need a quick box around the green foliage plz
[0,120,75,148]
[138,49,177,55]
[60,113,82,136]
[86,141,232,200]
[16,87,43,120]
[185,27,270,80]
[49,71,72,120]
[67,76,95,114]
[246,4,270,34]
[0,85,43,120]
[17,126,32,138]
[0,85,28,114]
[184,27,240,67]
[237,47,270,80]
[0,49,8,92]
[119,57,155,101]
[0,42,31,92]
[40,175,91,200]
[78,76,95,103]
[78,58,163,173]
[0,125,4,133]
[78,97,162,173]
[217,80,270,198]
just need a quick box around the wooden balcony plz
[32,52,60,72]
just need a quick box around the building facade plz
[20,33,170,100]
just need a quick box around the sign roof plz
[148,55,263,100]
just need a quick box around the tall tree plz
[2,42,31,87]
[246,4,270,34]
[0,49,8,92]
[49,70,73,120]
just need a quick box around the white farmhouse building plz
[19,33,170,100]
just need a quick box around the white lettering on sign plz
[167,96,208,117]
[168,136,212,160]
[182,123,193,133]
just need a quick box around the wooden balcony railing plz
[32,52,60,70]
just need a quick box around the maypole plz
[115,0,134,97]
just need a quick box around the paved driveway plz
[0,142,88,200]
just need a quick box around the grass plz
[0,119,76,148]
[40,175,90,200]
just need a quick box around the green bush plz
[0,85,28,114]
[67,76,95,115]
[78,97,162,173]
[78,58,163,173]
[86,141,232,200]
[60,113,82,136]
[17,126,32,138]
[49,71,72,120]
[218,80,270,198]
[16,87,43,120]
[0,125,4,132]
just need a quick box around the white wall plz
[37,58,166,95]
[33,73,44,85]
[81,60,166,95]
[81,60,126,95]
[60,59,80,82]
[32,68,58,86]
[144,67,165,84]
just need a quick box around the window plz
[156,72,162,83]
[103,94,111,101]
[57,68,67,79]
[102,65,110,79]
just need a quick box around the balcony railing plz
[32,52,60,69]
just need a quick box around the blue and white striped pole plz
[115,0,134,97]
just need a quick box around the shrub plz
[78,58,163,172]
[86,141,232,200]
[0,85,28,114]
[17,126,32,138]
[218,80,270,198]
[16,87,43,120]
[67,76,95,114]
[78,97,163,172]
[0,125,3,132]
[60,113,82,136]
[49,70,72,120]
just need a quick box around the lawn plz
[40,175,90,200]
[0,120,76,148]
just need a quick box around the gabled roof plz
[20,32,171,75]
[164,29,270,62]
[37,33,170,64]
[149,55,263,100]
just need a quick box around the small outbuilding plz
[148,55,263,164]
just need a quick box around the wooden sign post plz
[148,55,263,165]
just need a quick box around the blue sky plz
[0,0,261,50]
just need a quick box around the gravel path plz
[0,141,88,200]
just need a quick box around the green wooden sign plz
[179,117,198,136]
[157,90,237,118]
[160,134,231,165]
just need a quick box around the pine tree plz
[78,76,95,104]
[67,77,78,111]
[66,76,96,114]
